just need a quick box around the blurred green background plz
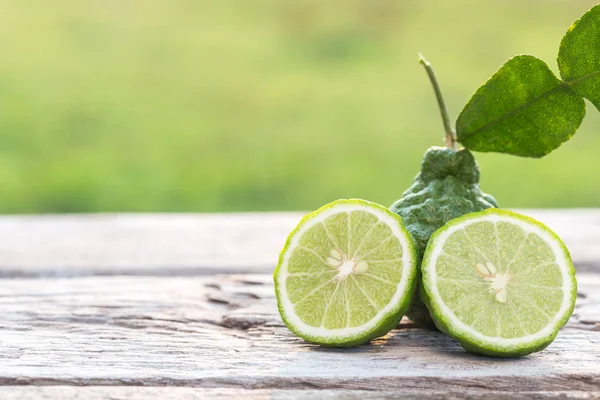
[1,0,599,213]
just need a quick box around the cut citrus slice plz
[274,199,418,347]
[421,209,577,357]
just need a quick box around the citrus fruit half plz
[274,199,418,347]
[421,208,577,356]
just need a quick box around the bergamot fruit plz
[274,199,419,347]
[420,208,577,356]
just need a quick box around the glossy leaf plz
[456,55,585,158]
[558,4,600,111]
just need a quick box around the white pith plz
[425,213,575,349]
[326,249,367,278]
[276,202,415,339]
[475,261,511,303]
[337,259,357,278]
[490,273,509,292]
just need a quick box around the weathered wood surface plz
[0,274,599,393]
[2,387,600,400]
[0,209,598,277]
[0,211,599,398]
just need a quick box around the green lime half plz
[274,199,418,347]
[421,209,577,357]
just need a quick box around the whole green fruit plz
[390,146,497,328]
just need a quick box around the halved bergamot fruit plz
[421,209,577,357]
[274,199,418,347]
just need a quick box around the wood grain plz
[0,213,299,277]
[0,273,598,392]
[2,387,600,399]
[0,210,597,277]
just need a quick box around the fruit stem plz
[419,54,456,150]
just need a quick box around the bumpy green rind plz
[421,208,578,357]
[390,147,497,328]
[273,198,419,347]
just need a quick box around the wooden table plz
[1,210,599,399]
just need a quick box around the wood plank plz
[0,274,598,392]
[0,210,598,278]
[0,213,299,277]
[2,387,599,399]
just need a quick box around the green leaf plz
[456,55,585,158]
[558,4,600,111]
